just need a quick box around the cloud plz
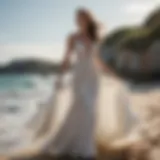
[124,1,157,14]
[122,0,158,24]
[0,44,64,64]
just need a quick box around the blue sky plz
[0,0,159,63]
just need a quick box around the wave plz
[0,74,55,152]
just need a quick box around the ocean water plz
[0,74,55,153]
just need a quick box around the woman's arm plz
[55,35,74,88]
[60,35,74,74]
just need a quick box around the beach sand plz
[1,77,160,160]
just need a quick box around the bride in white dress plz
[47,8,100,159]
[45,8,138,159]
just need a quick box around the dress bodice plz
[73,39,96,72]
[72,39,98,88]
[74,39,95,60]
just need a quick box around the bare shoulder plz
[66,33,78,48]
[67,33,78,43]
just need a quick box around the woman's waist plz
[73,60,96,72]
[72,66,97,79]
[72,70,98,87]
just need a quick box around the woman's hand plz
[55,79,63,90]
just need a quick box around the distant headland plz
[0,59,60,75]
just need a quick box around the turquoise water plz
[0,75,33,91]
[0,74,54,90]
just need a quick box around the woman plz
[49,8,101,160]
[45,8,138,160]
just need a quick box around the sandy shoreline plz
[0,76,160,160]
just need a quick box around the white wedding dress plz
[43,39,98,157]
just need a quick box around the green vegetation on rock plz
[103,8,160,52]
[101,7,160,82]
